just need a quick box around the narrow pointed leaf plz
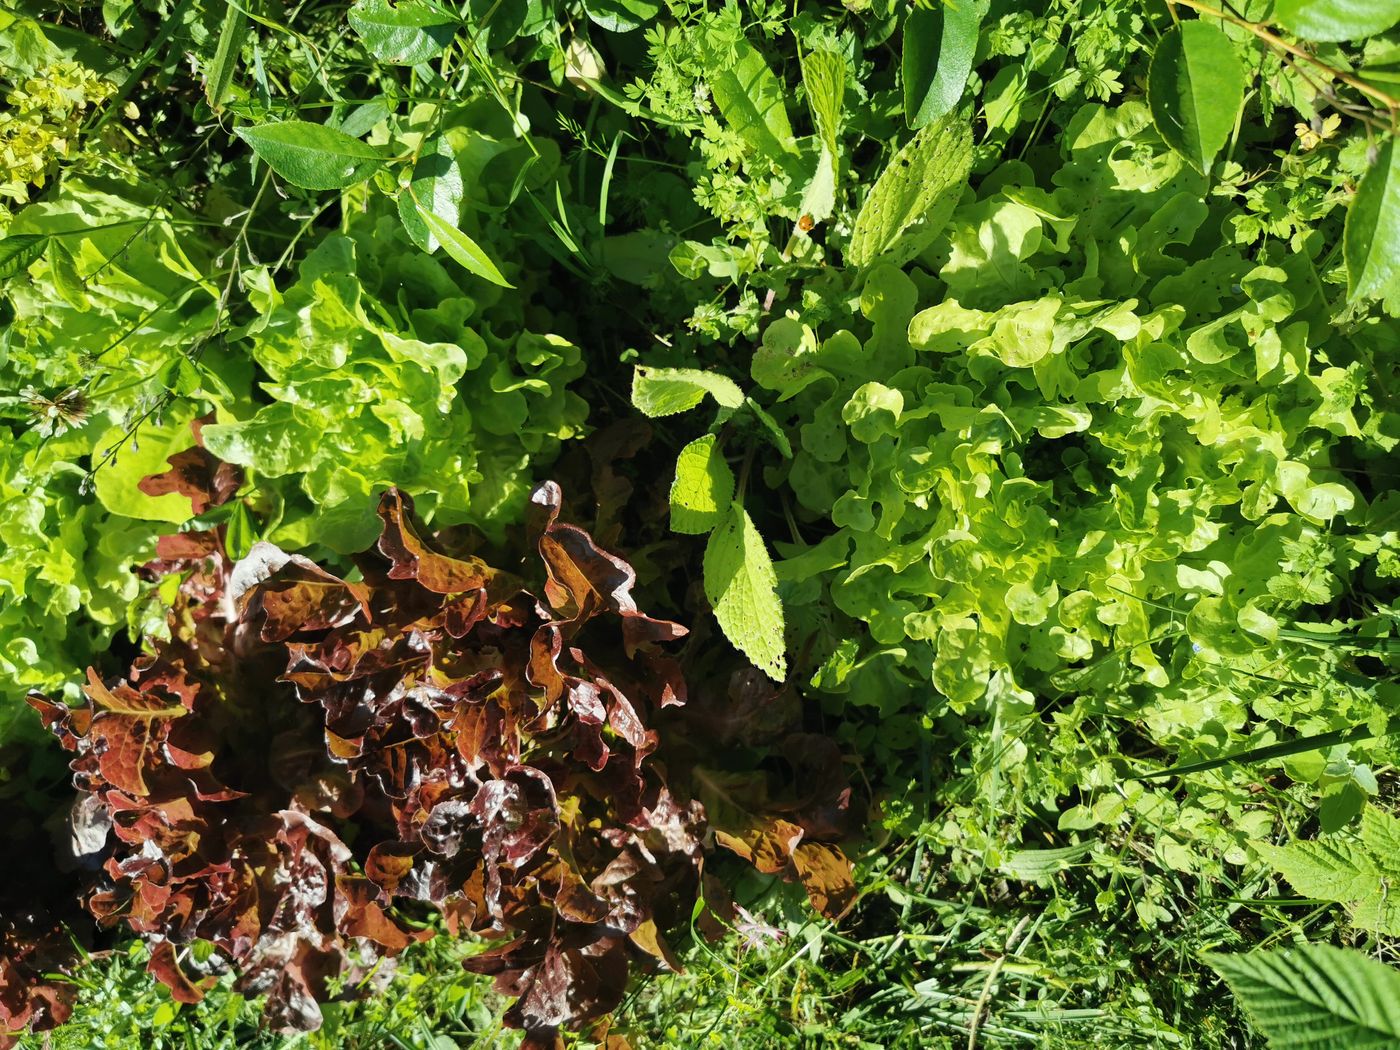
[415,203,513,287]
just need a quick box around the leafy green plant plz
[1208,943,1400,1049]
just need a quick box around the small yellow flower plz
[1295,113,1342,151]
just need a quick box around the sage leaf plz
[1345,136,1400,302]
[669,434,734,535]
[704,502,787,682]
[631,366,744,417]
[1147,21,1244,174]
[800,48,845,156]
[848,112,972,268]
[235,120,384,190]
[204,1,248,109]
[347,0,456,65]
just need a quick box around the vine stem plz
[1168,0,1400,118]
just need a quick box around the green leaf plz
[704,502,787,682]
[800,48,845,156]
[1253,839,1382,903]
[93,416,207,525]
[47,238,87,308]
[669,434,734,535]
[703,26,797,159]
[583,0,661,33]
[902,0,987,130]
[235,121,384,190]
[225,501,256,560]
[399,136,464,253]
[0,233,48,279]
[1207,944,1400,1049]
[1272,0,1400,42]
[414,202,512,287]
[848,112,972,268]
[1000,844,1092,881]
[1147,21,1245,174]
[1345,137,1400,302]
[204,2,248,109]
[631,366,744,417]
[347,0,456,65]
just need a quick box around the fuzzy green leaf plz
[204,2,248,109]
[1147,21,1245,174]
[704,502,787,681]
[669,434,734,535]
[848,112,972,268]
[235,121,384,190]
[631,366,744,417]
[800,48,845,156]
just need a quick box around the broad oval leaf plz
[1147,21,1245,174]
[902,0,987,130]
[1207,944,1400,1049]
[398,136,464,253]
[0,233,48,279]
[1272,0,1400,42]
[631,366,745,417]
[414,202,513,287]
[583,0,661,33]
[848,112,973,268]
[235,120,384,190]
[347,0,457,65]
[704,502,787,682]
[1345,136,1400,302]
[669,434,734,535]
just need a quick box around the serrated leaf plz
[414,202,512,287]
[235,121,384,190]
[1147,21,1245,174]
[1272,0,1400,42]
[0,233,48,279]
[848,112,972,268]
[669,434,734,535]
[902,0,987,130]
[1207,944,1400,1049]
[347,0,456,65]
[204,2,248,109]
[631,366,744,417]
[399,136,464,253]
[800,48,845,156]
[704,503,786,681]
[1254,838,1382,903]
[1345,137,1400,302]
